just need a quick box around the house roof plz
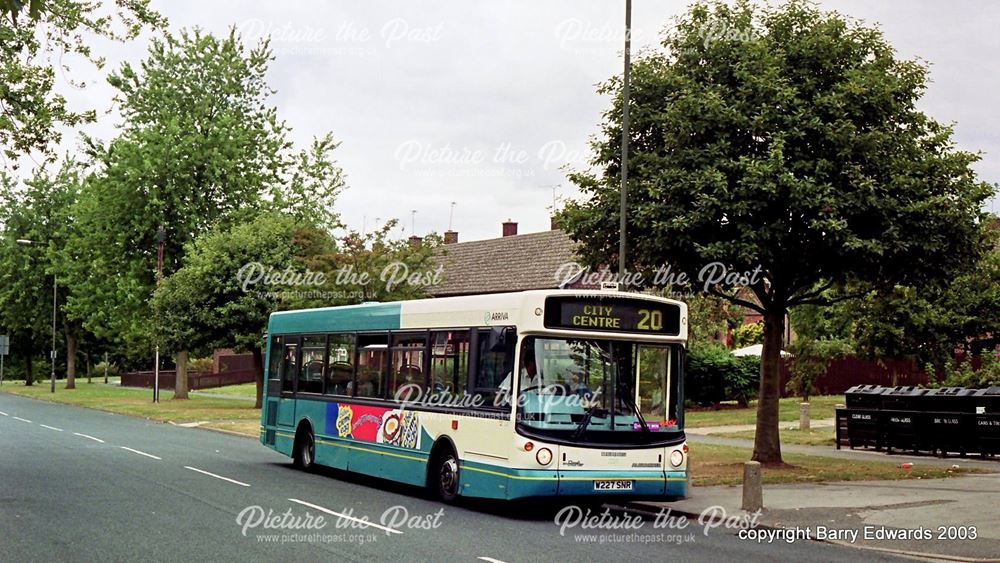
[430,229,580,296]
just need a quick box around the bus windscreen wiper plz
[618,381,649,432]
[572,407,608,440]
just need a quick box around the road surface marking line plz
[0,411,7,416]
[12,416,31,423]
[183,466,250,487]
[287,499,402,535]
[74,433,105,443]
[120,446,162,460]
[39,424,63,431]
[478,558,509,563]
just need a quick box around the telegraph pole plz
[618,0,633,285]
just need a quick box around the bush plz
[92,361,120,376]
[189,356,214,374]
[932,352,1000,388]
[733,322,764,348]
[686,344,759,406]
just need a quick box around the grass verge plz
[690,443,985,486]
[686,395,842,428]
[1,380,260,429]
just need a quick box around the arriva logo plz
[483,311,510,325]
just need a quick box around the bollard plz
[742,461,763,512]
[800,402,811,431]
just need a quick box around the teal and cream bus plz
[260,289,688,502]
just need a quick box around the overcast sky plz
[22,0,1000,242]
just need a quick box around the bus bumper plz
[496,468,687,500]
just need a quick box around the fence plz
[778,356,928,397]
[121,369,256,390]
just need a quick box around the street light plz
[16,239,57,394]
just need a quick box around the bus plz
[259,289,688,502]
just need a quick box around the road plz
[0,393,904,562]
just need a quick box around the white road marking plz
[0,411,7,416]
[39,424,63,431]
[120,446,162,460]
[184,466,250,487]
[73,433,105,443]
[478,558,509,563]
[288,498,403,535]
[12,416,31,423]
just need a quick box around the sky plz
[18,0,1000,242]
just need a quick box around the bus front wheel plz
[431,447,460,503]
[293,427,315,471]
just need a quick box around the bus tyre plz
[293,429,315,471]
[432,448,460,503]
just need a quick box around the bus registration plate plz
[593,480,633,491]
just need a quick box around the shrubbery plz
[929,352,1000,388]
[686,343,759,406]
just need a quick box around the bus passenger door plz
[276,339,300,428]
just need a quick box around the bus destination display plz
[543,296,681,335]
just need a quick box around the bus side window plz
[267,335,282,381]
[281,342,298,394]
[473,327,514,408]
[430,330,469,397]
[299,335,326,394]
[390,332,427,398]
[356,334,388,399]
[326,334,355,396]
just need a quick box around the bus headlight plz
[536,448,553,466]
[669,449,684,467]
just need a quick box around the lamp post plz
[16,239,57,393]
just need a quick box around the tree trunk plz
[65,332,77,389]
[24,348,33,386]
[174,350,189,400]
[252,346,264,410]
[86,352,92,384]
[752,307,786,464]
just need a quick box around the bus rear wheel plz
[293,428,315,471]
[431,448,460,503]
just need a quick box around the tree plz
[559,0,994,463]
[0,0,164,166]
[0,163,80,385]
[62,28,343,396]
[153,212,315,407]
[786,337,851,401]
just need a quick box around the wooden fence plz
[121,369,257,390]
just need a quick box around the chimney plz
[408,235,422,248]
[444,230,459,244]
[502,220,518,237]
[550,215,562,231]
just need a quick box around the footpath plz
[634,424,1000,561]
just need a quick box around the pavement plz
[638,423,1000,561]
[687,418,837,435]
[0,392,909,562]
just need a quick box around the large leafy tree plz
[0,163,80,385]
[153,215,441,408]
[560,1,994,463]
[63,28,344,396]
[0,0,164,166]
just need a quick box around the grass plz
[686,395,842,428]
[690,443,985,486]
[191,382,257,399]
[715,426,837,446]
[0,379,260,427]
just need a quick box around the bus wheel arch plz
[427,437,460,503]
[292,419,315,471]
